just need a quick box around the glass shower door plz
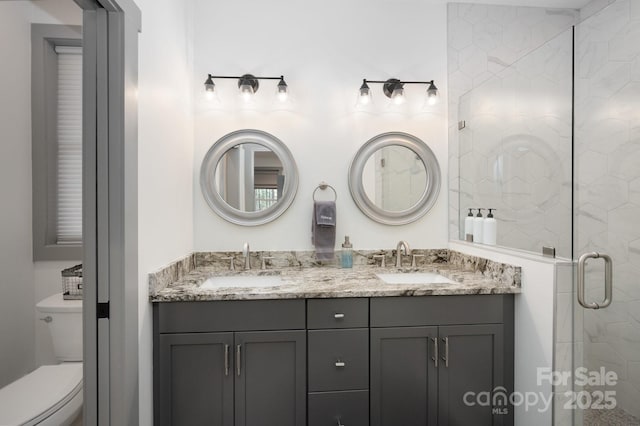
[573,0,640,424]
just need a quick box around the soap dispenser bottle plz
[473,208,485,244]
[483,209,497,245]
[464,208,475,242]
[341,236,353,268]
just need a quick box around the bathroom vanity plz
[151,250,520,426]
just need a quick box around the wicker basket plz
[62,264,83,300]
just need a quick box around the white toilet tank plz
[36,293,83,362]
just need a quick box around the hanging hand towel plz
[312,201,336,261]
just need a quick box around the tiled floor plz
[584,407,640,426]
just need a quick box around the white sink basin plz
[376,272,457,285]
[200,275,283,289]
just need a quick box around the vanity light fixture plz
[358,78,439,106]
[204,73,289,102]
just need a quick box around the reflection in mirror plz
[200,129,298,226]
[214,143,285,213]
[362,146,427,212]
[349,132,441,225]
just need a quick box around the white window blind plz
[55,46,82,244]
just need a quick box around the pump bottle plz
[464,209,475,242]
[483,209,497,245]
[473,208,485,244]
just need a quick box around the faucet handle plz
[373,254,386,268]
[261,256,275,270]
[411,254,425,267]
[221,256,235,271]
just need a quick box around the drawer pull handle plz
[334,313,345,319]
[335,360,346,368]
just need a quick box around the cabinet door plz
[158,332,233,426]
[438,324,506,426]
[234,330,306,426]
[370,326,438,426]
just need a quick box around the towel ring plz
[313,182,337,202]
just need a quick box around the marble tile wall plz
[575,0,640,419]
[447,3,578,256]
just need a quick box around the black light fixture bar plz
[207,74,283,81]
[363,79,435,85]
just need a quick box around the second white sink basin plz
[201,275,283,289]
[376,272,457,285]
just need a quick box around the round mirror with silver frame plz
[200,129,299,226]
[348,132,441,225]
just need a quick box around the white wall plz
[0,0,81,389]
[134,0,195,424]
[192,0,449,252]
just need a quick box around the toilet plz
[0,293,83,426]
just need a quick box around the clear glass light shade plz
[391,87,405,105]
[240,83,254,101]
[426,83,439,105]
[359,86,371,105]
[204,75,215,93]
[277,78,289,102]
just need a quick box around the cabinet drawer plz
[307,298,368,329]
[308,329,368,392]
[370,295,507,327]
[308,390,369,426]
[156,299,305,333]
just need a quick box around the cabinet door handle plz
[236,345,242,376]
[224,344,230,376]
[336,417,344,426]
[335,360,346,368]
[431,337,438,368]
[441,337,449,368]
[334,313,345,319]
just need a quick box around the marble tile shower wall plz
[457,30,574,257]
[447,3,578,254]
[575,0,640,417]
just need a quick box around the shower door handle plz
[577,252,612,309]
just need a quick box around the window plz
[32,24,83,261]
[254,168,282,210]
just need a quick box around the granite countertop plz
[150,253,522,302]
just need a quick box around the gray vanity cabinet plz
[158,332,234,426]
[370,326,439,426]
[370,296,514,426]
[154,300,306,426]
[234,330,306,426]
[437,324,504,426]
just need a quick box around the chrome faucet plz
[243,242,251,270]
[395,240,411,268]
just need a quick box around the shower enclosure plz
[454,0,640,424]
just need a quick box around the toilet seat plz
[0,363,82,426]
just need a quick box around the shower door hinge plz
[542,246,556,258]
[97,302,110,319]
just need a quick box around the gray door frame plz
[75,0,141,424]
